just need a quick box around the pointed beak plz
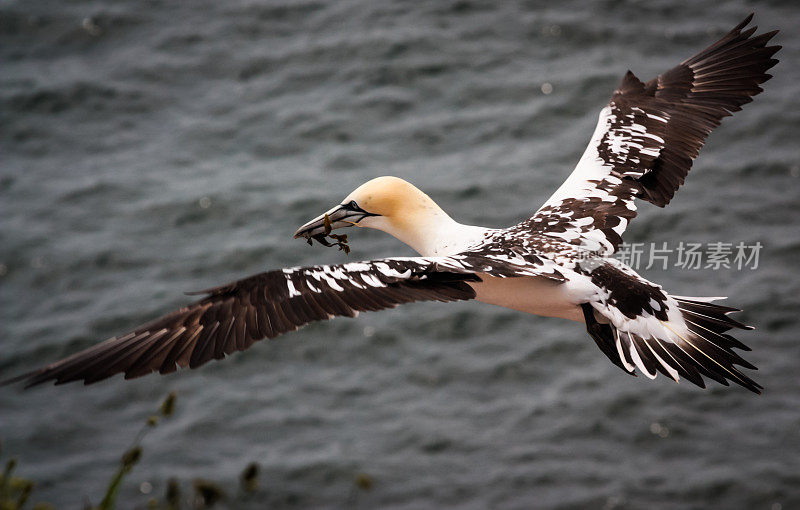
[293,201,378,239]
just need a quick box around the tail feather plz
[672,297,762,393]
[584,297,761,394]
[641,337,681,382]
[581,303,634,375]
[629,332,659,379]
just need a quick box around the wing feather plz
[522,14,779,254]
[2,257,485,387]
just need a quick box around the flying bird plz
[3,15,779,393]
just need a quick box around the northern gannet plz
[3,15,779,393]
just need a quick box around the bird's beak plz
[293,201,378,239]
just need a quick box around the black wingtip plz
[735,13,755,32]
[0,369,41,389]
[185,287,217,296]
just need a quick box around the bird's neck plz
[366,201,488,257]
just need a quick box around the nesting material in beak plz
[294,201,378,253]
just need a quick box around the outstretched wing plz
[3,257,482,387]
[522,14,779,254]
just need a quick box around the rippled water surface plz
[2,0,800,508]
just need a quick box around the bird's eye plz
[349,200,359,210]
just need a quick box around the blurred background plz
[1,0,799,508]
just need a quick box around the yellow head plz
[294,176,453,254]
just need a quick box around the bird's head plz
[294,176,452,253]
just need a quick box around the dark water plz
[2,0,800,508]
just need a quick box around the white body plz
[470,273,586,322]
[361,211,589,322]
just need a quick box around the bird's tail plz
[582,294,761,393]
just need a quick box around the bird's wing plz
[455,232,568,281]
[520,14,779,255]
[3,257,487,387]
